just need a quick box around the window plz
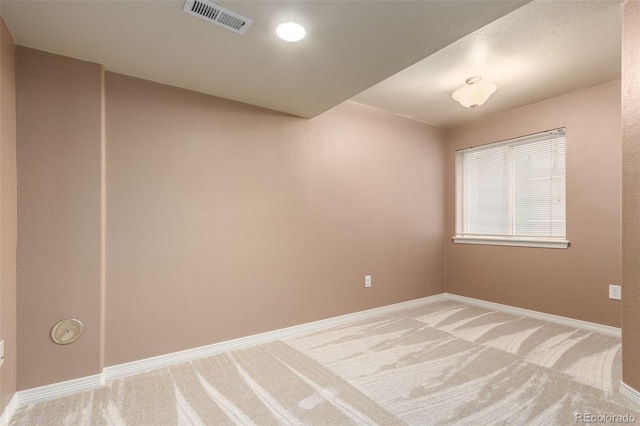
[454,129,568,249]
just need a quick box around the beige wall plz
[445,80,622,327]
[105,73,445,366]
[12,47,445,386]
[8,42,628,393]
[622,0,640,393]
[0,16,16,414]
[16,47,104,389]
[8,40,629,394]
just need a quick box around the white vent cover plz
[183,0,252,34]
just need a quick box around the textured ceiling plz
[1,1,621,127]
[353,1,622,127]
[0,0,528,120]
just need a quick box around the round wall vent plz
[50,319,84,345]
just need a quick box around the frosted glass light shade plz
[452,77,497,109]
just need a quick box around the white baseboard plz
[9,291,623,421]
[104,293,446,380]
[17,374,104,407]
[444,293,621,337]
[620,382,640,407]
[13,294,446,414]
[0,394,18,426]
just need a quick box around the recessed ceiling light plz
[276,22,306,42]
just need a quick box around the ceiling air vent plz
[183,0,252,34]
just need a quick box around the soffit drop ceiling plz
[1,0,529,119]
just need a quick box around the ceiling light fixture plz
[452,76,497,109]
[276,22,306,42]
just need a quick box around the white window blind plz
[454,129,567,248]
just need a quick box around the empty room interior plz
[1,0,640,424]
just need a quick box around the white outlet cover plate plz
[609,285,621,300]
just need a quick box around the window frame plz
[453,129,569,249]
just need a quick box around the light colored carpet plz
[10,300,640,425]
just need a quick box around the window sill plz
[452,236,569,249]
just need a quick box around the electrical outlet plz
[0,340,4,367]
[609,285,621,300]
[365,275,372,288]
